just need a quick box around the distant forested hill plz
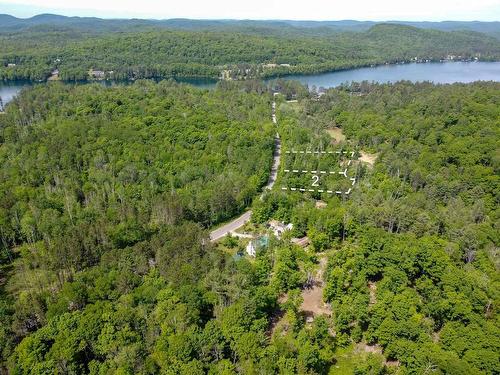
[1,21,499,82]
[1,14,500,36]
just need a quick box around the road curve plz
[209,210,252,241]
[210,99,280,241]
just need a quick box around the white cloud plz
[1,0,499,20]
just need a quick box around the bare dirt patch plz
[359,151,378,167]
[300,256,331,318]
[278,294,288,304]
[301,283,331,317]
[327,127,346,144]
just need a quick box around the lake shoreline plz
[1,59,496,86]
[274,61,500,89]
[1,61,499,105]
[261,57,493,80]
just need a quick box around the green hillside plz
[1,24,499,81]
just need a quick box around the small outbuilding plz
[89,69,106,79]
[246,236,269,257]
[268,220,293,238]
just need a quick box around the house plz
[246,236,269,257]
[89,69,106,79]
[268,220,293,238]
[7,63,16,67]
[48,69,60,81]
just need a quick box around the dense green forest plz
[1,23,500,82]
[0,80,499,374]
[0,80,274,372]
[255,81,500,373]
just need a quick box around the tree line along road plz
[209,98,280,241]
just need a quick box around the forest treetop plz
[0,78,499,374]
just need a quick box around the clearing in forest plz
[327,127,346,143]
[300,256,331,318]
[359,151,378,167]
[281,148,356,195]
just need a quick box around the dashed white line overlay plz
[281,187,352,194]
[283,169,341,174]
[285,150,354,155]
[282,149,358,195]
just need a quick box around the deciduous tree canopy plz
[0,80,498,374]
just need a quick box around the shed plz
[246,236,269,257]
[268,220,293,238]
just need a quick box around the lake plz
[1,62,499,106]
[0,81,26,105]
[278,61,500,89]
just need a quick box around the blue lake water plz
[277,61,500,89]
[0,82,26,105]
[1,62,499,106]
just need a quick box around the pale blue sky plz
[1,0,499,21]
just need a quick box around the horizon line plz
[1,13,499,23]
